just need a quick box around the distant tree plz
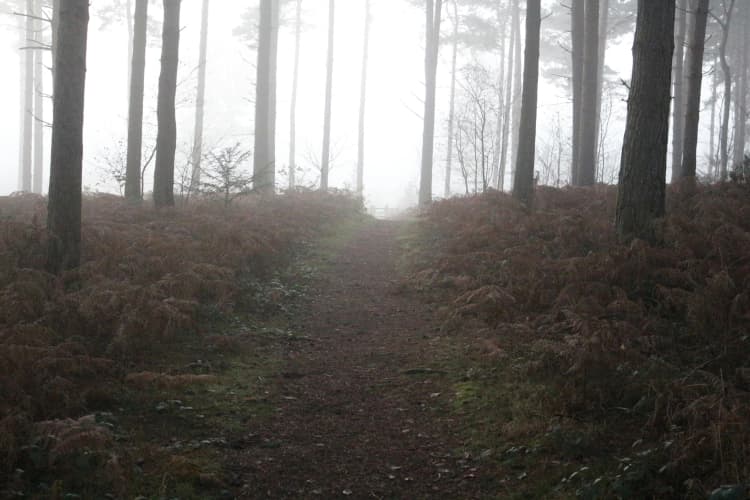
[153,0,181,208]
[288,0,302,189]
[712,0,735,181]
[21,0,33,192]
[731,1,749,170]
[200,144,253,207]
[32,0,44,194]
[577,0,599,185]
[570,0,583,184]
[419,0,443,205]
[189,0,210,195]
[253,0,280,194]
[124,0,147,201]
[616,0,675,242]
[356,0,371,196]
[320,0,334,191]
[512,0,541,206]
[680,0,710,181]
[46,0,89,273]
[671,0,688,181]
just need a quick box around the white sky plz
[0,0,641,209]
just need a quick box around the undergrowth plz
[407,184,750,498]
[0,190,361,496]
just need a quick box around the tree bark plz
[616,0,675,243]
[320,0,335,191]
[512,0,541,206]
[709,53,719,177]
[33,0,44,194]
[499,0,516,191]
[190,0,210,194]
[491,0,508,190]
[578,0,599,186]
[125,0,147,201]
[681,0,709,180]
[47,0,89,273]
[670,0,687,181]
[418,0,442,205]
[17,14,25,191]
[126,0,133,98]
[22,0,33,192]
[253,0,280,194]
[716,0,735,181]
[356,0,371,196]
[153,0,181,208]
[570,0,584,185]
[509,0,522,187]
[594,0,609,176]
[732,2,748,169]
[444,0,458,198]
[288,0,302,190]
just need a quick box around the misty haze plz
[1,0,749,498]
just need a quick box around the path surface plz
[229,220,498,499]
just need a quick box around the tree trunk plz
[126,0,133,98]
[125,0,147,201]
[17,14,25,191]
[153,0,181,208]
[512,0,541,206]
[670,0,687,181]
[732,3,748,169]
[578,0,599,186]
[444,0,458,198]
[681,0,709,180]
[288,0,302,190]
[47,0,89,273]
[509,0,522,186]
[499,0,516,191]
[190,0,210,194]
[356,0,371,196]
[22,0,33,192]
[594,0,609,175]
[253,0,280,194]
[418,0,442,205]
[616,0,675,242]
[320,0,335,191]
[570,0,584,185]
[33,0,44,194]
[709,53,719,177]
[717,0,735,181]
[492,0,508,190]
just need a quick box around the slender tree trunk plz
[732,3,748,168]
[418,0,442,205]
[153,0,181,208]
[125,0,148,201]
[444,0,458,198]
[512,0,541,206]
[509,0,522,187]
[616,0,675,242]
[253,0,280,193]
[709,54,719,177]
[671,0,688,181]
[578,0,599,186]
[356,0,371,196]
[499,0,516,191]
[22,0,33,192]
[717,0,735,181]
[126,0,133,97]
[594,0,609,175]
[288,0,302,190]
[17,16,25,191]
[190,0,210,194]
[492,0,508,190]
[681,0,709,180]
[320,0,335,191]
[47,0,89,273]
[570,0,584,185]
[33,0,44,194]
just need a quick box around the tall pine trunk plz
[512,0,541,206]
[491,0,508,190]
[320,0,335,191]
[288,0,302,190]
[126,0,133,97]
[509,0,522,186]
[125,0,147,201]
[17,15,25,191]
[253,0,279,193]
[578,0,599,185]
[33,0,44,194]
[732,3,748,168]
[418,0,442,205]
[681,0,709,180]
[190,0,210,193]
[444,0,458,198]
[47,0,89,273]
[616,0,675,242]
[594,0,609,176]
[356,0,371,196]
[670,0,687,181]
[570,0,584,185]
[717,0,735,181]
[499,0,516,191]
[709,54,719,176]
[153,0,181,208]
[22,0,33,192]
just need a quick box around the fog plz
[0,0,638,209]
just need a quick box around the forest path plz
[228,218,499,499]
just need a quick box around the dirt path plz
[228,219,499,499]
